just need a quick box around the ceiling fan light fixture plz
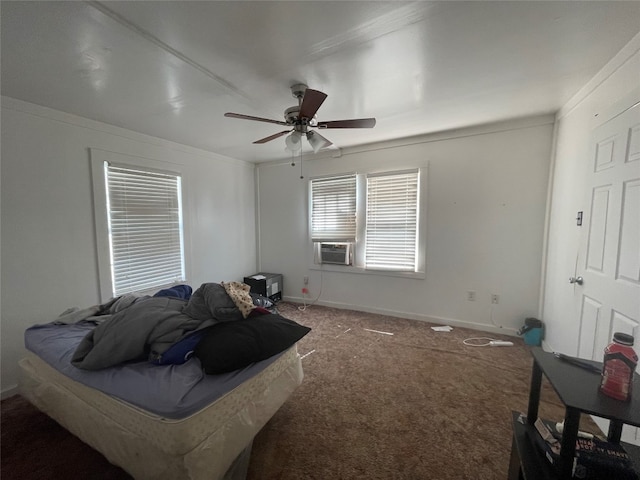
[224,84,376,156]
[285,131,302,152]
[307,131,330,153]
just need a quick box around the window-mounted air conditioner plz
[317,243,352,265]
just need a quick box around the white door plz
[576,99,640,444]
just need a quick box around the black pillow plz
[194,314,311,374]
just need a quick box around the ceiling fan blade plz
[225,112,288,126]
[299,89,328,120]
[307,131,333,153]
[317,118,376,129]
[253,130,292,144]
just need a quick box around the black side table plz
[243,273,283,302]
[509,346,640,479]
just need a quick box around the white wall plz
[257,116,554,334]
[542,35,640,354]
[0,97,257,396]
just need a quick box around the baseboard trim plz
[1,385,19,400]
[283,296,519,337]
[541,339,553,353]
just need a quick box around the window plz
[91,149,187,300]
[310,174,356,243]
[309,169,422,274]
[104,163,185,296]
[365,170,419,271]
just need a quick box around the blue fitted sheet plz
[24,322,284,419]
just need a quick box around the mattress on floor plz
[19,346,303,480]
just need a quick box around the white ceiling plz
[2,1,639,163]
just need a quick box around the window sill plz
[309,263,425,280]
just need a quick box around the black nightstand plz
[509,347,640,479]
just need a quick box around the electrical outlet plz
[303,276,309,285]
[491,294,499,304]
[467,290,476,302]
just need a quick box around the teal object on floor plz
[524,327,543,346]
[518,317,544,346]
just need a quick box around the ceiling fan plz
[224,83,376,153]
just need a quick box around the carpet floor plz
[1,302,600,479]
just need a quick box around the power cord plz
[463,337,499,347]
[298,267,324,311]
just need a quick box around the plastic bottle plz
[600,332,638,401]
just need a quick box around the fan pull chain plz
[299,149,304,179]
[291,149,295,167]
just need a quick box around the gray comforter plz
[71,283,244,370]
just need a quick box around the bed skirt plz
[19,347,303,480]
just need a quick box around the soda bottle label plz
[600,351,636,401]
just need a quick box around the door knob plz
[569,276,584,285]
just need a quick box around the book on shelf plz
[526,417,639,480]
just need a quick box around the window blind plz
[310,174,357,243]
[365,170,419,271]
[106,163,185,295]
